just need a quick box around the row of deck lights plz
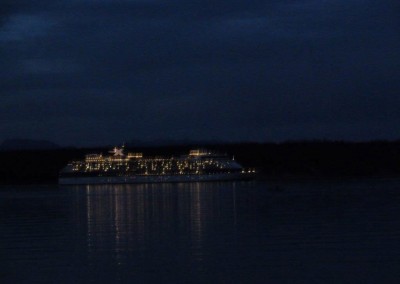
[74,151,238,174]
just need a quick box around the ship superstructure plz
[59,147,255,185]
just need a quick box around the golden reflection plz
[187,183,203,255]
[71,182,239,265]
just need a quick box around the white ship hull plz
[59,173,252,185]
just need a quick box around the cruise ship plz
[59,147,255,185]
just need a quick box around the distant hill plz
[0,139,59,151]
[126,139,226,147]
[0,141,400,184]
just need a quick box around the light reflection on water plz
[69,182,242,282]
[1,180,400,283]
[80,183,238,265]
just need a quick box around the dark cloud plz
[0,0,399,145]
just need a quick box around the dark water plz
[1,180,400,283]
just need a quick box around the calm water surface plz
[1,180,400,283]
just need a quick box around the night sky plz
[1,0,399,146]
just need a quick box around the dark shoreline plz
[1,141,399,185]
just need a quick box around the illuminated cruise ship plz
[59,147,255,185]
